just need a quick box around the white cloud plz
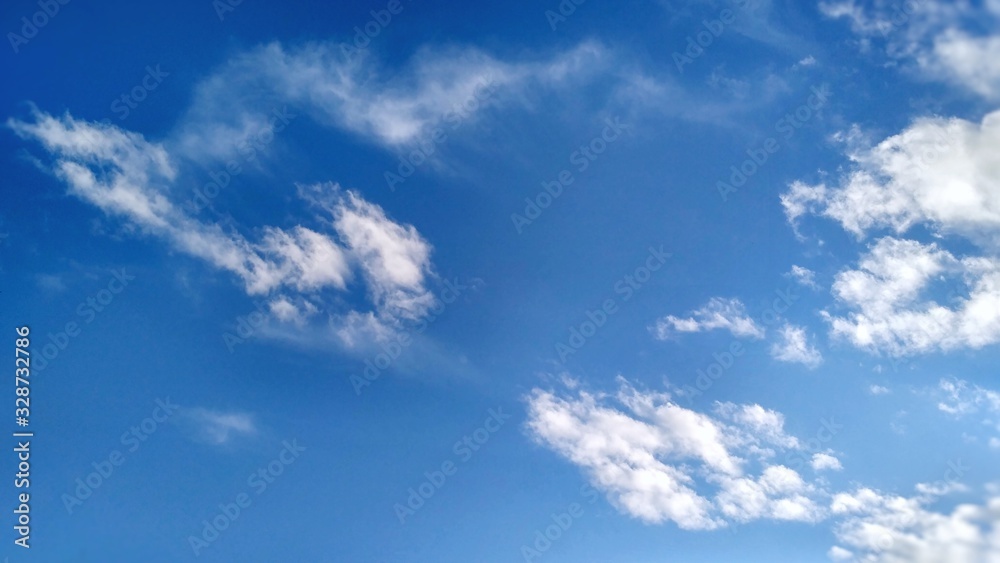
[524,377,829,530]
[928,378,1000,446]
[331,190,435,323]
[781,111,1000,247]
[787,265,819,289]
[914,481,969,497]
[827,545,853,561]
[8,39,617,351]
[869,384,891,395]
[256,225,351,293]
[818,0,882,35]
[821,237,1000,356]
[936,378,1000,417]
[770,324,823,368]
[177,407,256,445]
[811,453,843,472]
[715,402,802,450]
[929,30,1000,100]
[830,487,1000,562]
[8,110,439,344]
[784,109,1000,356]
[795,55,818,68]
[653,297,765,340]
[527,378,1000,561]
[715,465,825,524]
[175,40,608,159]
[267,296,318,326]
[819,1,1000,99]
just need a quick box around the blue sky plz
[3,0,1000,561]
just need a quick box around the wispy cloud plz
[653,297,765,339]
[176,407,257,446]
[173,40,610,161]
[786,265,818,289]
[8,110,439,345]
[820,0,1000,99]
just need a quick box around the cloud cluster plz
[936,378,1000,417]
[830,487,1000,562]
[524,377,832,530]
[824,237,1000,355]
[527,378,1000,561]
[783,110,1000,356]
[819,0,1000,99]
[8,110,436,338]
[928,378,1000,448]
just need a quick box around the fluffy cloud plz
[830,487,1000,562]
[524,378,829,530]
[653,297,765,340]
[770,323,823,368]
[782,111,1000,246]
[811,453,843,472]
[715,464,825,524]
[930,30,1000,100]
[821,237,1000,356]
